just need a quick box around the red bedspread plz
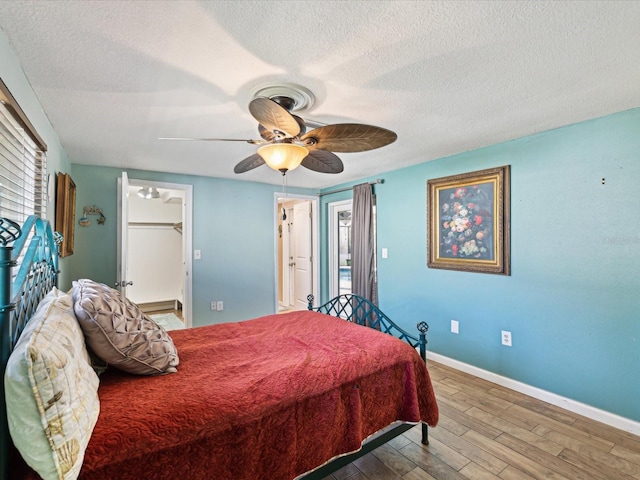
[20,310,438,480]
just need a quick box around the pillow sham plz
[72,279,179,375]
[4,287,100,480]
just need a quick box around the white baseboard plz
[427,351,640,437]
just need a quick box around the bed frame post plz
[417,321,430,445]
[0,220,19,480]
[0,242,15,373]
[307,294,314,310]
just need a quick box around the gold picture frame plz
[55,172,76,257]
[427,165,510,275]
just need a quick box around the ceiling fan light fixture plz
[257,143,308,174]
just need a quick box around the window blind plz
[0,80,48,284]
[0,100,47,223]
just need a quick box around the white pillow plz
[4,288,100,480]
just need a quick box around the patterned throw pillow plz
[72,279,179,375]
[4,288,100,480]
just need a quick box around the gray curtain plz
[351,183,377,305]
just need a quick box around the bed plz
[0,216,438,480]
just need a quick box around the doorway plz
[117,173,193,327]
[275,194,319,312]
[328,199,353,298]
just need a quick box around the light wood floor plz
[323,361,640,480]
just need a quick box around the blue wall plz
[320,108,640,422]
[68,165,313,326]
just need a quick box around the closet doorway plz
[275,194,319,313]
[117,173,193,327]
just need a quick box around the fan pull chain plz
[282,172,287,221]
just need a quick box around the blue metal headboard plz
[0,216,60,480]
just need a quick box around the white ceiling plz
[1,1,639,189]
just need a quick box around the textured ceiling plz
[1,1,639,189]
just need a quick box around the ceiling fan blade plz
[300,124,397,153]
[158,137,262,144]
[249,97,300,137]
[234,153,265,174]
[258,124,275,142]
[301,150,344,174]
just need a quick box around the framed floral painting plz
[427,166,510,275]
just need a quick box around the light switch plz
[381,248,388,259]
[194,249,201,260]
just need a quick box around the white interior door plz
[293,201,312,310]
[116,172,131,297]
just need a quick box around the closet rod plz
[317,179,384,197]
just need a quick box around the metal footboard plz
[307,293,430,446]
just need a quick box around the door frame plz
[280,203,295,308]
[120,176,194,327]
[328,199,353,298]
[273,193,319,312]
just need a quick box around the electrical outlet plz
[451,320,459,334]
[194,249,201,260]
[216,301,224,311]
[501,330,512,346]
[210,301,216,311]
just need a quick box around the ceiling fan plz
[159,84,397,176]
